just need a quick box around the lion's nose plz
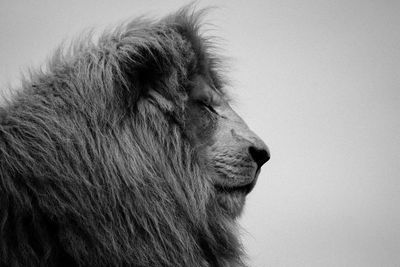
[249,145,270,169]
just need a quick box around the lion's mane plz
[0,7,245,267]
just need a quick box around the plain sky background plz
[1,0,399,266]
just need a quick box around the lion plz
[0,7,269,267]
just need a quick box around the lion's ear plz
[112,26,194,110]
[115,42,174,105]
[108,9,217,112]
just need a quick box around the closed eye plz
[199,101,219,115]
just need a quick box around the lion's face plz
[186,76,270,218]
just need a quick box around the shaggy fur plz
[0,7,247,267]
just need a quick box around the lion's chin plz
[214,169,261,218]
[215,190,247,218]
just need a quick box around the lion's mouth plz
[214,167,261,195]
[215,180,256,195]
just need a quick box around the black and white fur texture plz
[0,6,269,267]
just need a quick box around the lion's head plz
[0,7,269,267]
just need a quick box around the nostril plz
[248,146,270,169]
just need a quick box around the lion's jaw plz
[208,148,262,218]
